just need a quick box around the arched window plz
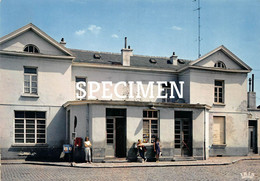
[214,61,226,69]
[24,44,40,53]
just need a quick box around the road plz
[1,160,260,181]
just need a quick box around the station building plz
[0,23,259,161]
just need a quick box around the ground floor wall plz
[67,104,208,162]
[0,105,66,160]
[248,110,260,154]
[1,103,259,161]
[209,111,260,156]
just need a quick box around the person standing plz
[84,137,92,163]
[154,137,160,162]
[137,139,147,162]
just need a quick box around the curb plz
[2,157,260,169]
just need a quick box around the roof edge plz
[0,23,73,57]
[63,99,211,110]
[190,45,252,71]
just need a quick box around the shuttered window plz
[213,116,225,145]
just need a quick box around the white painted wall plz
[0,30,67,56]
[72,66,178,102]
[178,69,190,103]
[0,105,66,148]
[0,55,73,105]
[189,69,248,112]
[194,50,243,70]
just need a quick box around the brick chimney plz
[121,37,133,66]
[170,52,178,65]
[248,74,256,109]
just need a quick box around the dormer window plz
[214,61,226,69]
[24,44,39,53]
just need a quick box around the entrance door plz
[115,118,126,157]
[175,111,193,157]
[248,120,257,154]
[106,109,127,158]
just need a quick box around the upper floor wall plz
[71,66,179,102]
[0,54,73,106]
[189,69,248,112]
[194,50,243,70]
[0,30,67,56]
[0,24,252,108]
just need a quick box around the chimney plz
[170,52,178,65]
[248,74,256,109]
[60,38,66,46]
[121,37,133,66]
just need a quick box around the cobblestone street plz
[1,160,260,181]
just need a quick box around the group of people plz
[83,136,161,163]
[137,137,161,162]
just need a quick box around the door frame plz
[248,120,258,154]
[174,111,193,157]
[106,115,127,158]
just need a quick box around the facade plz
[0,23,259,161]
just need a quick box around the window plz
[75,77,86,100]
[214,61,226,69]
[106,118,114,144]
[161,82,172,103]
[24,67,38,94]
[213,116,225,145]
[14,111,46,144]
[214,80,224,103]
[93,53,101,59]
[143,110,159,143]
[24,44,39,53]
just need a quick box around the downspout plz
[203,107,206,160]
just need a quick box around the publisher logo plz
[240,172,255,180]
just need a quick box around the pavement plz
[1,155,260,168]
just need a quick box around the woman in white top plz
[84,137,92,163]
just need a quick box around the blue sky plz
[1,0,260,105]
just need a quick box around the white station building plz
[0,23,259,161]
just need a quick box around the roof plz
[70,48,191,71]
[63,99,211,110]
[190,45,252,71]
[0,23,73,56]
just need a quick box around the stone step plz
[103,158,128,163]
[172,157,197,162]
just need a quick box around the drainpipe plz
[203,107,206,160]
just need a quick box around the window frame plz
[14,111,47,145]
[161,87,172,103]
[142,110,159,144]
[75,77,87,100]
[24,66,38,95]
[214,61,226,69]
[161,82,172,103]
[212,116,226,146]
[214,80,224,104]
[23,44,40,53]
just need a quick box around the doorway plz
[106,109,126,158]
[174,111,193,156]
[248,120,258,154]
